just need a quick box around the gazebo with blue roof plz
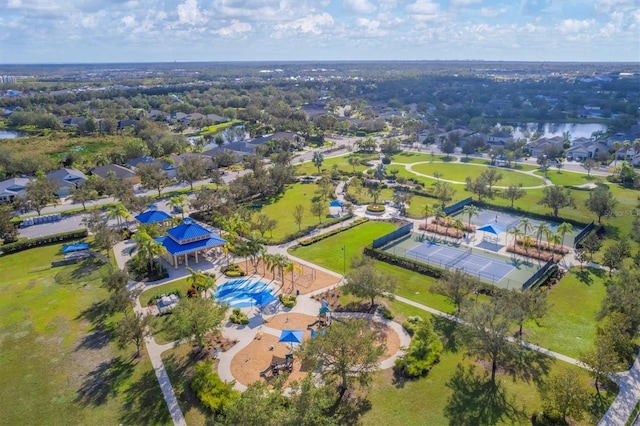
[155,218,226,268]
[135,205,172,225]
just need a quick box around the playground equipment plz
[260,353,293,378]
[307,303,334,329]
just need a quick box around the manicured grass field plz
[389,152,449,164]
[410,163,545,187]
[252,182,344,242]
[295,153,376,176]
[289,221,397,273]
[199,120,242,136]
[363,346,612,426]
[139,277,191,306]
[525,268,607,358]
[535,169,602,186]
[0,243,169,425]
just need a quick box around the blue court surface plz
[406,241,515,283]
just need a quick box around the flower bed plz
[366,204,386,215]
[221,263,245,277]
[515,237,570,255]
[506,244,563,263]
[417,223,463,239]
[432,217,476,233]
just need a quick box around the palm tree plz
[262,253,277,280]
[368,187,382,206]
[423,204,433,229]
[134,228,167,273]
[534,222,551,256]
[522,235,534,255]
[548,232,562,256]
[519,218,531,241]
[462,205,479,229]
[168,194,188,219]
[432,205,445,232]
[509,227,523,252]
[244,232,266,274]
[557,222,573,252]
[348,155,359,173]
[107,203,130,228]
[612,141,622,165]
[186,267,216,297]
[453,218,464,239]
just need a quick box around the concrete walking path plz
[599,353,640,426]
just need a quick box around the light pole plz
[341,245,346,275]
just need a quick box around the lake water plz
[0,130,21,139]
[508,123,607,140]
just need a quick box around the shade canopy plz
[329,200,343,207]
[319,306,332,314]
[278,329,304,344]
[62,243,89,253]
[135,209,172,225]
[252,292,277,306]
[477,224,505,235]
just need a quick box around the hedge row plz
[299,217,369,246]
[474,200,591,228]
[363,246,445,279]
[271,213,355,245]
[0,229,88,255]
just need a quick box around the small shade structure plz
[62,243,89,253]
[477,223,505,245]
[319,306,332,314]
[329,200,344,218]
[253,292,277,309]
[135,207,172,225]
[278,329,304,345]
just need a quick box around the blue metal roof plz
[135,210,172,224]
[166,220,212,242]
[329,200,343,207]
[156,234,226,256]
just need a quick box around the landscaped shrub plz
[229,308,249,325]
[402,316,425,336]
[418,223,463,239]
[379,306,394,320]
[431,217,476,233]
[190,361,239,413]
[366,204,386,213]
[514,237,570,254]
[126,255,168,282]
[506,245,562,263]
[394,319,443,378]
[279,294,297,308]
[0,228,88,255]
[221,263,245,277]
[363,246,445,279]
[298,217,369,246]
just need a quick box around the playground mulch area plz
[236,260,341,296]
[230,313,402,387]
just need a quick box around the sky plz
[0,0,638,64]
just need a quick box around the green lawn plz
[363,346,612,426]
[389,152,451,164]
[525,268,607,358]
[535,170,603,186]
[289,221,397,273]
[295,153,376,176]
[0,243,170,425]
[251,182,345,242]
[345,186,395,205]
[199,120,242,136]
[410,163,545,187]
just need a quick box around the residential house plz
[125,155,177,178]
[527,137,564,159]
[248,132,305,149]
[147,110,166,121]
[566,145,589,162]
[90,164,140,186]
[117,119,139,131]
[46,168,88,198]
[125,155,157,170]
[61,117,86,128]
[587,142,610,160]
[203,142,257,162]
[169,153,215,172]
[486,131,513,148]
[0,177,32,203]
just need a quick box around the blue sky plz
[0,0,638,63]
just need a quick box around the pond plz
[507,123,607,140]
[0,130,22,139]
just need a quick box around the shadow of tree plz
[432,316,460,353]
[162,353,208,417]
[444,364,527,426]
[119,367,172,425]
[75,357,134,407]
[575,269,593,285]
[502,345,551,386]
[75,329,111,351]
[332,394,372,425]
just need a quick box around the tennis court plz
[406,241,515,284]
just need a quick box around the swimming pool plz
[213,279,277,308]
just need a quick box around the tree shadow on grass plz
[444,364,527,426]
[75,329,111,351]
[502,345,551,386]
[575,268,593,285]
[119,367,172,425]
[75,356,135,407]
[331,393,372,425]
[76,300,111,328]
[162,353,205,417]
[432,316,460,353]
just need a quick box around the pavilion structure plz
[155,218,226,268]
[134,205,172,226]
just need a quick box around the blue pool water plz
[213,279,275,308]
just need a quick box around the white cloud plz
[558,18,595,34]
[406,0,443,22]
[121,15,136,27]
[80,14,98,29]
[344,0,377,14]
[177,0,207,25]
[480,7,507,17]
[275,13,334,34]
[215,20,251,37]
[450,0,481,5]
